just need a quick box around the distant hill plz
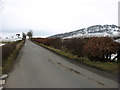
[48,25,120,39]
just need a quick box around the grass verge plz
[2,40,25,74]
[33,41,118,73]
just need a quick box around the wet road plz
[5,40,118,88]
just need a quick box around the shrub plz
[2,43,16,61]
[62,38,85,57]
[50,38,62,49]
[2,40,22,63]
[83,37,118,61]
[32,38,85,57]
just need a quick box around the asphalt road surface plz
[5,40,118,88]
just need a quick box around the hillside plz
[49,25,120,39]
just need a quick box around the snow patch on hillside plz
[49,25,120,39]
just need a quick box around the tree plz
[27,30,33,39]
[83,37,118,61]
[16,34,20,38]
[22,32,26,40]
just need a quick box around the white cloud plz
[0,0,119,37]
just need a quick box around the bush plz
[32,38,86,57]
[2,40,22,63]
[63,38,85,57]
[50,38,62,49]
[31,38,62,47]
[2,43,16,61]
[83,37,118,61]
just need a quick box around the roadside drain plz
[49,59,105,86]
[0,74,8,90]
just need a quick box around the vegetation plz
[27,30,33,39]
[83,37,119,61]
[31,37,119,73]
[2,40,25,73]
[31,37,120,61]
[31,38,86,57]
[22,32,26,40]
[33,41,118,73]
[2,42,17,61]
[1,40,18,44]
[62,38,85,57]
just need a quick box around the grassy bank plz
[33,41,118,73]
[2,40,25,73]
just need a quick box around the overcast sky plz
[0,0,119,38]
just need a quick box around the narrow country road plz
[4,40,118,88]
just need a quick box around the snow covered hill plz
[49,25,120,39]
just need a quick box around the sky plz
[0,0,119,38]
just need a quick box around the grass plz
[0,41,15,44]
[2,40,25,73]
[33,41,118,73]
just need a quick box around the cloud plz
[0,0,119,37]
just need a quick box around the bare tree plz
[22,32,26,40]
[27,30,33,39]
